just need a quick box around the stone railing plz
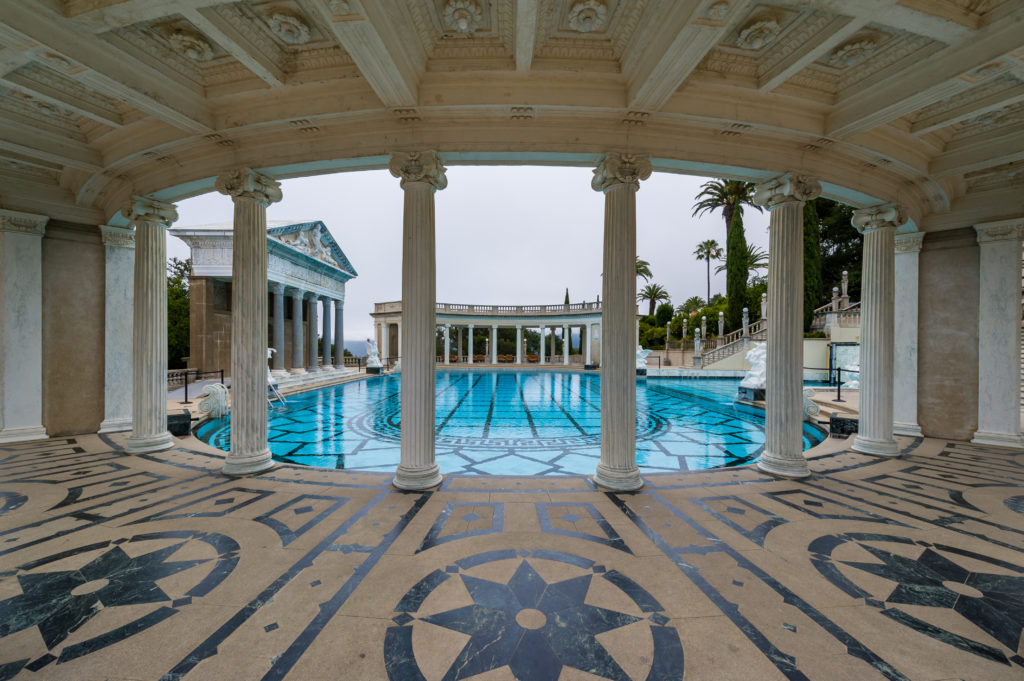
[374,301,602,316]
[697,320,767,367]
[811,301,860,330]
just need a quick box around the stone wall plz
[42,223,104,435]
[918,228,979,441]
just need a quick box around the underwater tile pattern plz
[0,433,1022,680]
[198,372,824,475]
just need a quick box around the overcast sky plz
[169,166,772,341]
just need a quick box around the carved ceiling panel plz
[833,25,939,92]
[416,0,514,65]
[951,99,1024,140]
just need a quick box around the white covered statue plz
[365,337,383,369]
[841,363,860,389]
[198,383,230,419]
[267,348,278,385]
[739,343,767,389]
[636,345,651,370]
[803,387,820,421]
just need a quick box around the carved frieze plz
[975,220,1024,243]
[100,225,135,249]
[567,1,607,33]
[893,232,925,254]
[0,209,48,236]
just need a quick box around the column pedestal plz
[98,225,134,433]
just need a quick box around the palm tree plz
[692,179,763,238]
[638,283,670,316]
[714,243,767,277]
[677,296,705,316]
[693,240,722,302]
[636,257,652,281]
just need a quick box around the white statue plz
[390,358,401,373]
[739,343,767,389]
[267,348,278,385]
[841,363,860,389]
[803,387,820,420]
[198,383,230,419]
[636,345,651,370]
[365,337,383,369]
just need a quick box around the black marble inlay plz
[418,502,504,553]
[0,491,28,517]
[254,494,349,547]
[1005,495,1024,514]
[385,548,684,681]
[537,502,633,554]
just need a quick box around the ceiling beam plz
[66,0,234,33]
[304,0,423,108]
[0,0,213,133]
[758,15,867,92]
[825,9,1024,138]
[515,0,539,72]
[2,67,123,127]
[624,0,747,112]
[181,6,285,88]
[911,80,1024,135]
[930,127,1024,177]
[0,116,103,171]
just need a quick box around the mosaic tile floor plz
[0,433,1022,680]
[198,372,824,475]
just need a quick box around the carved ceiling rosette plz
[168,29,214,62]
[568,0,608,33]
[443,0,484,35]
[591,152,652,192]
[828,37,877,69]
[265,11,312,45]
[753,173,821,209]
[851,203,906,234]
[215,168,283,206]
[388,151,448,189]
[735,15,780,50]
[122,195,178,228]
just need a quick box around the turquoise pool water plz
[197,371,825,475]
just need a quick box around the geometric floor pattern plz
[1,432,1022,680]
[198,372,824,475]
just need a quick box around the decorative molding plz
[828,37,877,69]
[621,111,648,126]
[265,11,312,45]
[894,232,925,253]
[122,195,178,228]
[510,106,534,120]
[388,151,448,189]
[392,107,421,122]
[851,203,907,234]
[753,173,821,209]
[757,10,832,76]
[168,29,214,61]
[443,0,484,35]
[706,1,730,22]
[567,1,607,33]
[0,209,48,236]
[591,152,652,191]
[736,16,780,51]
[215,168,283,206]
[100,224,135,248]
[838,33,934,92]
[975,220,1024,243]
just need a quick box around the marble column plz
[491,325,498,364]
[539,326,546,364]
[0,210,49,443]
[468,324,474,364]
[851,204,904,457]
[334,298,345,369]
[271,283,286,375]
[322,299,333,369]
[443,324,451,364]
[98,225,134,433]
[123,196,177,454]
[457,327,463,362]
[893,232,924,436]
[972,220,1024,447]
[290,288,306,374]
[216,168,282,475]
[307,295,320,372]
[516,325,523,364]
[593,153,650,491]
[563,324,569,365]
[585,323,593,365]
[753,173,821,478]
[390,151,446,490]
[396,320,401,364]
[382,322,390,362]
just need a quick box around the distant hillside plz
[343,339,366,357]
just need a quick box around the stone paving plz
[0,432,1021,680]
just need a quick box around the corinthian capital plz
[753,173,821,210]
[591,152,652,192]
[122,195,178,228]
[389,151,448,190]
[851,203,906,234]
[215,168,282,206]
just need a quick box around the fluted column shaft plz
[585,324,593,364]
[852,204,904,456]
[291,289,305,373]
[444,324,451,364]
[217,168,282,475]
[468,325,474,364]
[539,326,546,364]
[334,298,345,368]
[98,225,133,433]
[893,234,924,436]
[124,197,177,454]
[516,326,522,364]
[307,295,320,372]
[321,299,333,368]
[271,284,285,371]
[390,151,446,490]
[562,324,569,365]
[491,325,498,364]
[593,153,650,491]
[754,174,820,478]
[972,220,1024,447]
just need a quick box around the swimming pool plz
[197,371,825,475]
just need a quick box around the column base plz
[0,425,48,444]
[98,417,133,434]
[306,366,321,373]
[320,365,335,372]
[125,430,174,454]
[393,463,443,490]
[970,430,1024,449]
[893,422,923,437]
[271,369,290,379]
[852,435,900,457]
[757,452,810,479]
[333,364,347,371]
[222,448,275,476]
[593,463,643,491]
[289,368,307,375]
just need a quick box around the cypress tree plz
[803,200,823,331]
[725,209,748,330]
[564,287,570,305]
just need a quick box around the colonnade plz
[271,285,344,377]
[432,322,599,365]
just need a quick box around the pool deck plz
[1,429,1022,681]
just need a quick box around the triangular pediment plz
[267,221,357,277]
